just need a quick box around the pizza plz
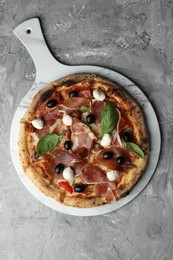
[18,73,149,208]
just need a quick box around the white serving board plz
[10,18,161,216]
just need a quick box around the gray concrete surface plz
[1,0,173,259]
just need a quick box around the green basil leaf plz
[36,134,60,156]
[126,142,144,158]
[101,101,119,136]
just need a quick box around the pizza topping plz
[64,140,72,150]
[46,99,57,108]
[94,183,108,197]
[100,101,119,136]
[94,147,131,171]
[111,129,123,147]
[69,90,78,98]
[31,118,44,130]
[74,184,86,192]
[101,133,112,147]
[54,163,64,174]
[36,134,60,156]
[59,181,73,194]
[86,114,95,124]
[126,142,144,158]
[70,159,87,175]
[80,164,110,184]
[44,109,64,121]
[34,152,40,159]
[63,167,75,180]
[117,156,125,165]
[105,187,116,203]
[62,114,73,126]
[62,97,90,109]
[123,131,132,142]
[91,100,105,116]
[71,118,96,153]
[43,150,74,168]
[93,89,106,101]
[103,151,114,159]
[106,170,119,181]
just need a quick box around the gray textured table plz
[1,1,173,259]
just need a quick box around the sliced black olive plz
[54,164,64,174]
[103,151,114,159]
[34,152,40,159]
[74,184,86,192]
[86,114,95,124]
[69,90,77,98]
[117,156,125,165]
[123,131,132,142]
[46,99,57,108]
[64,140,72,150]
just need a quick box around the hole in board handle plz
[26,28,32,34]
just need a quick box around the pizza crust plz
[18,73,150,208]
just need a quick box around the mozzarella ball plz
[106,170,119,181]
[62,114,73,126]
[31,118,44,129]
[63,167,75,180]
[101,133,112,147]
[93,89,106,101]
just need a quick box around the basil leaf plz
[126,142,144,158]
[101,101,119,136]
[36,134,60,156]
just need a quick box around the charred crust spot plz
[41,88,54,102]
[119,184,126,191]
[60,80,76,87]
[142,137,148,144]
[122,191,130,197]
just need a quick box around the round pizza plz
[18,73,149,208]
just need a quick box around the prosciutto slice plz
[41,150,75,180]
[91,100,105,125]
[36,119,57,138]
[94,147,131,171]
[70,118,96,156]
[79,164,110,184]
[94,184,116,202]
[70,159,87,175]
[62,97,90,109]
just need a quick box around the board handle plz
[13,18,67,82]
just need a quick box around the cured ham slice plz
[105,187,116,203]
[91,100,105,116]
[41,150,75,180]
[70,118,96,156]
[94,183,108,197]
[62,97,90,109]
[79,164,110,184]
[110,109,122,147]
[70,159,87,175]
[44,107,64,121]
[91,100,105,124]
[94,147,131,171]
[119,115,132,131]
[36,119,57,137]
[94,184,116,203]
